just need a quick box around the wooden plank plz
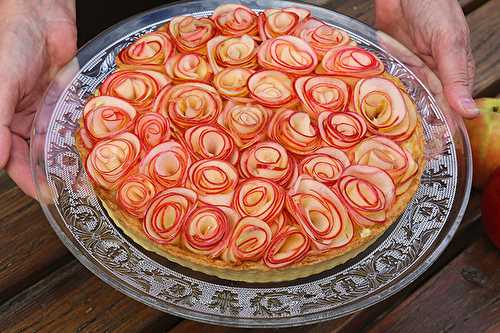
[366,235,500,333]
[469,0,500,96]
[0,174,71,302]
[0,261,181,333]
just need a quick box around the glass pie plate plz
[30,0,472,328]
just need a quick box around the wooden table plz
[1,0,500,332]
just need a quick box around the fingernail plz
[460,97,480,117]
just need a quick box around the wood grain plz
[0,261,180,333]
[0,173,70,302]
[469,0,500,96]
[366,235,500,333]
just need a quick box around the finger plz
[0,27,22,169]
[435,36,479,119]
[5,134,36,198]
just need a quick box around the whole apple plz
[465,98,500,188]
[481,167,500,249]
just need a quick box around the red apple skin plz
[465,98,500,189]
[481,167,500,249]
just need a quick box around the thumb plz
[435,38,478,119]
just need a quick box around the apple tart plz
[76,4,424,282]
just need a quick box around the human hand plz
[374,0,478,119]
[0,0,76,197]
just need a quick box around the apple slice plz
[187,158,239,206]
[217,101,270,148]
[184,124,238,164]
[233,177,285,222]
[139,141,190,189]
[223,216,273,263]
[165,53,212,83]
[318,111,367,149]
[318,46,384,77]
[166,15,217,54]
[134,112,170,149]
[338,165,395,226]
[85,132,141,190]
[287,176,354,250]
[99,69,170,113]
[212,4,258,37]
[239,141,298,187]
[259,7,310,40]
[83,96,137,141]
[116,174,157,218]
[293,18,354,58]
[116,31,174,71]
[264,224,311,268]
[268,109,321,155]
[247,70,296,108]
[152,82,223,129]
[299,147,350,185]
[144,187,197,244]
[294,76,349,116]
[207,34,258,74]
[257,35,318,75]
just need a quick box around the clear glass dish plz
[31,0,472,328]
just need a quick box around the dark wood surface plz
[1,0,499,332]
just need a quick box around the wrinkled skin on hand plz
[0,0,76,197]
[375,0,477,119]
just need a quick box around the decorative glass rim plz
[30,0,472,327]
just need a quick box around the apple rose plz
[166,15,217,53]
[182,206,239,258]
[239,141,298,187]
[134,112,170,149]
[233,178,285,222]
[317,111,367,149]
[144,187,197,244]
[287,176,354,250]
[116,31,174,70]
[184,124,238,164]
[258,7,310,40]
[268,212,287,236]
[207,35,258,74]
[257,35,318,75]
[165,53,212,82]
[116,174,157,218]
[294,76,349,116]
[317,46,384,77]
[218,101,270,148]
[247,70,296,108]
[264,224,310,268]
[152,82,223,129]
[139,141,190,188]
[268,109,321,155]
[338,165,396,226]
[83,96,137,141]
[353,77,418,141]
[223,217,273,263]
[293,18,353,58]
[299,147,351,186]
[213,68,254,102]
[99,69,170,113]
[353,136,418,195]
[85,132,141,190]
[396,152,419,195]
[212,4,258,37]
[187,159,239,206]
